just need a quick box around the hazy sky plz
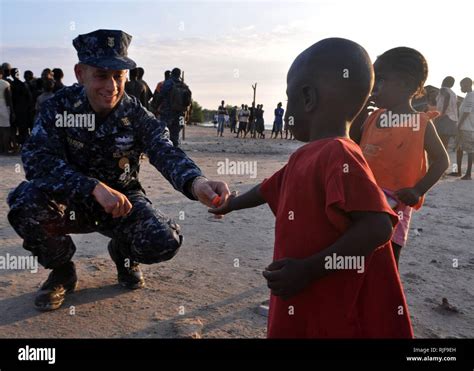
[1,0,472,124]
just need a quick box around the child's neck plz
[385,100,417,114]
[308,120,348,142]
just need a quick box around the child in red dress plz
[210,38,413,338]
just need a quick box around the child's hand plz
[208,191,238,216]
[262,258,312,300]
[395,187,421,206]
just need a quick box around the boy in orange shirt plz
[210,38,413,338]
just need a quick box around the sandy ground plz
[0,125,472,338]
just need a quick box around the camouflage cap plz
[73,29,137,70]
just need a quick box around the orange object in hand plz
[212,195,221,207]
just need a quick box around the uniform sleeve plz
[135,106,203,199]
[21,98,100,199]
[324,141,398,228]
[259,164,287,215]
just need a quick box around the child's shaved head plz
[286,38,373,141]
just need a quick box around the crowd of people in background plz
[434,77,473,180]
[213,101,294,140]
[0,63,67,154]
[0,61,472,181]
[411,76,474,180]
[0,63,191,151]
[127,66,192,147]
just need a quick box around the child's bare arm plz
[208,183,266,215]
[395,121,450,206]
[418,121,450,194]
[263,211,393,300]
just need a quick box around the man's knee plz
[7,181,45,227]
[131,217,183,264]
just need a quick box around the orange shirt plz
[359,109,437,210]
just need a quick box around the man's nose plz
[104,76,118,92]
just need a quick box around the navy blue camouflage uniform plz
[7,30,204,270]
[7,84,202,269]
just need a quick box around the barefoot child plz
[210,38,413,338]
[352,47,449,266]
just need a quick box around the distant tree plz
[202,108,218,122]
[191,101,204,123]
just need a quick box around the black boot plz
[107,240,145,289]
[35,261,77,311]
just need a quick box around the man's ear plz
[74,64,85,85]
[302,85,318,112]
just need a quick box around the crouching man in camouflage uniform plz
[7,29,230,311]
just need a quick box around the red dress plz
[260,137,414,338]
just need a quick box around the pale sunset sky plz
[1,0,472,124]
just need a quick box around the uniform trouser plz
[7,180,183,270]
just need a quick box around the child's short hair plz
[377,47,428,98]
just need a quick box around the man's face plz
[75,64,127,115]
[42,70,52,80]
[461,80,472,93]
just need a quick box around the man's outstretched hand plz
[192,178,231,215]
[92,182,133,218]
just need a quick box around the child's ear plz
[302,86,318,112]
